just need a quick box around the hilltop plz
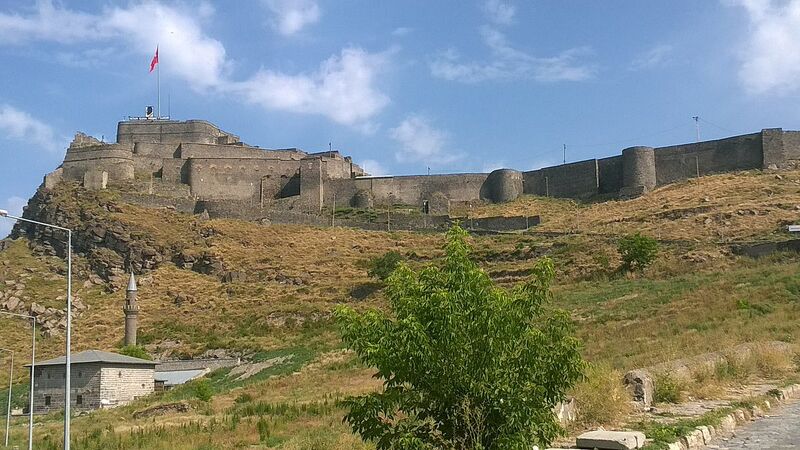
[1,168,800,447]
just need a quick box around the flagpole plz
[157,47,161,119]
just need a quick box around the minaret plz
[123,271,139,346]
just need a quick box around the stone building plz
[28,350,157,413]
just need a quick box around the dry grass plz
[570,364,630,427]
[456,169,800,242]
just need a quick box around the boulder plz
[576,430,646,449]
[623,369,654,407]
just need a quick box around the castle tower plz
[123,272,139,346]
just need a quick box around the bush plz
[366,251,403,280]
[654,373,684,404]
[118,345,152,360]
[337,225,585,449]
[572,364,630,426]
[193,379,214,402]
[618,233,659,271]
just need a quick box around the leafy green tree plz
[367,251,404,281]
[336,225,585,449]
[617,233,659,271]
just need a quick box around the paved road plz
[708,400,800,449]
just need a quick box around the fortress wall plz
[133,142,179,158]
[161,159,188,184]
[62,143,135,181]
[117,120,239,145]
[779,130,800,161]
[132,155,164,176]
[324,174,489,207]
[653,133,762,186]
[523,159,599,198]
[597,156,623,194]
[322,157,357,179]
[179,143,304,161]
[187,158,300,201]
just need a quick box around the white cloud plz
[0,196,27,238]
[431,27,595,83]
[263,0,321,36]
[359,159,389,176]
[483,0,515,25]
[630,44,673,71]
[0,2,390,130]
[730,0,800,94]
[0,1,227,89]
[389,115,460,165]
[229,48,390,127]
[0,104,59,152]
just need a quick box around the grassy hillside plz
[0,170,799,448]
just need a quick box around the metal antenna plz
[693,116,700,142]
[563,144,567,164]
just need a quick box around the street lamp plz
[0,209,71,450]
[0,312,35,450]
[1,348,12,447]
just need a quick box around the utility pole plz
[563,144,566,165]
[693,116,700,142]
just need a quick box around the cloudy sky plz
[1,0,800,235]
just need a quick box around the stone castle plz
[42,118,800,221]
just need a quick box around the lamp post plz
[1,348,12,447]
[0,209,70,450]
[0,312,35,450]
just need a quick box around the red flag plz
[149,47,159,73]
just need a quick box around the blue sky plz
[1,0,800,235]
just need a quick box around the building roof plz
[154,369,207,386]
[28,350,157,367]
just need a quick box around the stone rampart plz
[523,159,599,198]
[117,120,240,145]
[653,132,762,185]
[62,143,134,182]
[325,173,489,209]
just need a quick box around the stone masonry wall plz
[33,363,103,413]
[653,133,763,185]
[99,365,155,405]
[523,159,599,198]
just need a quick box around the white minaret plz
[123,272,139,346]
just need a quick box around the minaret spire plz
[123,271,139,346]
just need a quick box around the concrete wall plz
[523,159,599,198]
[653,133,762,185]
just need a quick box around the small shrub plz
[193,379,214,402]
[654,373,684,404]
[571,364,630,426]
[118,345,152,360]
[366,251,403,280]
[617,233,659,271]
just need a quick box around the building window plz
[44,396,51,406]
[76,395,82,405]
[118,371,122,378]
[141,383,145,388]
[78,371,82,378]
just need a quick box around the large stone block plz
[623,369,654,407]
[576,430,646,449]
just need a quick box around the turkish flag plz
[149,47,159,73]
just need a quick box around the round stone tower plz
[481,169,523,203]
[620,146,656,198]
[123,272,139,346]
